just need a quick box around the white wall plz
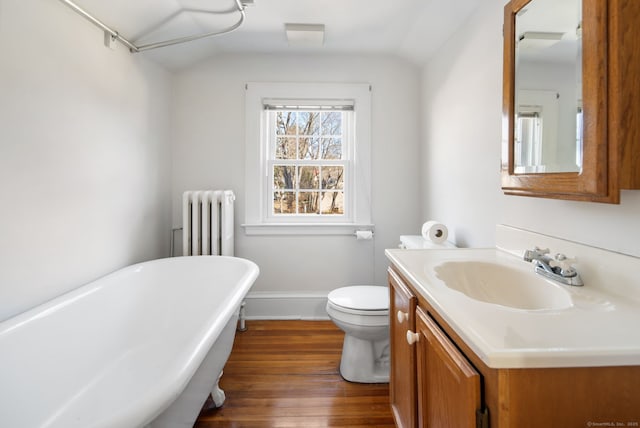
[171,54,422,298]
[0,0,172,321]
[421,0,640,257]
[420,0,504,248]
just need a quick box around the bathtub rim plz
[0,255,258,330]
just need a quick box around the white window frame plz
[243,82,372,235]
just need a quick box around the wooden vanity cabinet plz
[388,265,640,427]
[389,271,417,428]
[389,268,486,428]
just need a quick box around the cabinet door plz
[389,269,417,428]
[416,307,481,428]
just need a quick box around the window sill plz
[241,223,375,236]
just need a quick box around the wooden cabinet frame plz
[389,269,417,428]
[501,0,640,203]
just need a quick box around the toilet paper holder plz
[354,230,374,240]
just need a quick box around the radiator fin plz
[182,190,234,256]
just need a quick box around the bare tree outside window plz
[272,110,345,215]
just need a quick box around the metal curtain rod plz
[58,0,246,53]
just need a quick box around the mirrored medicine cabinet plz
[501,0,639,203]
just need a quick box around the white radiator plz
[182,190,235,256]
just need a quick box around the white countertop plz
[385,247,640,369]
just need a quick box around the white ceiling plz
[67,0,483,70]
[516,0,581,64]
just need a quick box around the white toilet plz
[326,285,390,383]
[326,235,457,384]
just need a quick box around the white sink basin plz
[385,244,640,368]
[434,261,573,310]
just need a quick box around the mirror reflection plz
[514,0,582,173]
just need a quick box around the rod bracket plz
[103,30,118,50]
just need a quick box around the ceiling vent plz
[517,32,564,50]
[285,23,325,47]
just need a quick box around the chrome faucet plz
[523,247,584,286]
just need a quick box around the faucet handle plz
[523,246,551,262]
[549,254,578,276]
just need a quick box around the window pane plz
[299,166,319,189]
[322,166,344,190]
[276,137,296,159]
[298,137,319,160]
[298,112,320,135]
[274,165,296,190]
[321,111,342,135]
[273,191,296,214]
[298,192,320,214]
[320,138,342,159]
[269,109,348,219]
[276,111,296,135]
[320,191,344,215]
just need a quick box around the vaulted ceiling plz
[66,0,482,70]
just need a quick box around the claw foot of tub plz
[211,384,226,408]
[207,370,226,409]
[202,385,226,411]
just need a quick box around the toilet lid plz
[327,286,389,311]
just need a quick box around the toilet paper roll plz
[355,230,374,240]
[421,221,448,244]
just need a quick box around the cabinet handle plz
[406,330,420,345]
[397,310,409,324]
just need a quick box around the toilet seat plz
[327,286,389,316]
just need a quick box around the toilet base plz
[339,334,389,383]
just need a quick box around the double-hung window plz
[244,83,372,235]
[267,105,350,218]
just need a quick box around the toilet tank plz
[399,235,457,249]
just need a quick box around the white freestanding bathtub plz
[0,256,259,428]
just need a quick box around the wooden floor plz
[194,320,395,428]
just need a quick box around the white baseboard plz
[243,292,330,320]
